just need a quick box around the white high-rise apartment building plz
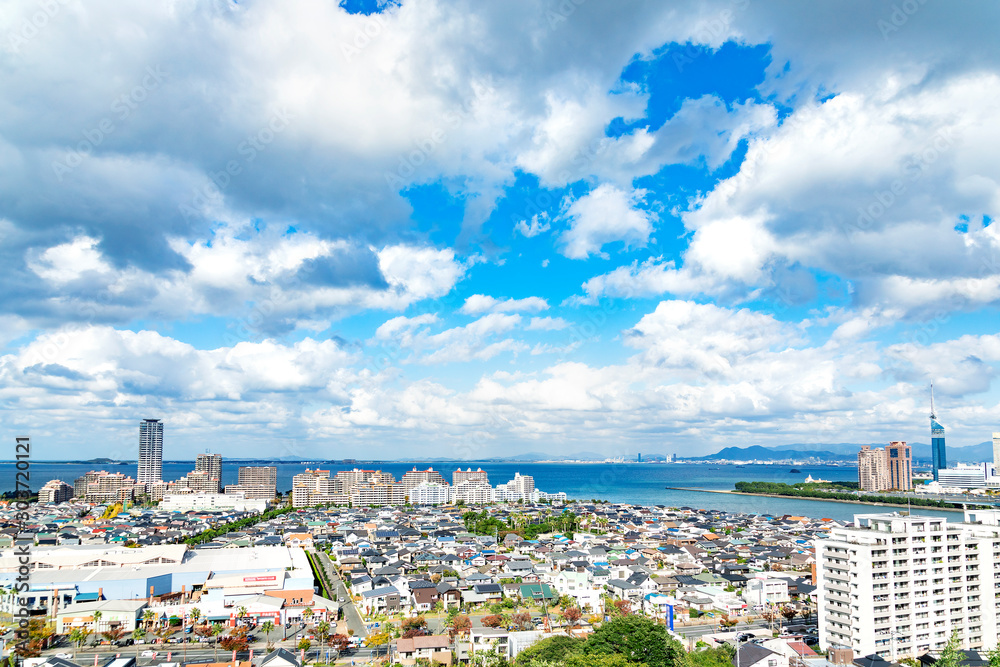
[993,432,1000,472]
[138,419,163,484]
[409,482,450,505]
[815,510,1000,659]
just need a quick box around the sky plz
[1,0,999,461]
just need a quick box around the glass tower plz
[930,386,946,482]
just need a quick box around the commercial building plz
[38,480,74,504]
[138,418,164,484]
[815,510,1000,659]
[937,463,992,489]
[993,432,1000,473]
[744,576,789,606]
[195,453,223,492]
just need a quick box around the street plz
[315,551,368,639]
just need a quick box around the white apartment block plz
[408,482,451,505]
[744,576,789,606]
[816,510,1000,660]
[451,480,495,504]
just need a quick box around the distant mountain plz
[699,440,995,463]
[695,445,852,461]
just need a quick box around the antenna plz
[930,383,936,419]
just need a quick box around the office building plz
[993,433,1000,472]
[886,441,912,491]
[195,453,223,492]
[938,463,991,489]
[137,418,163,484]
[453,467,489,486]
[816,510,1000,659]
[858,446,889,492]
[930,386,947,482]
[401,467,448,494]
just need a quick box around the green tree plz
[583,615,683,667]
[934,631,967,667]
[261,620,275,647]
[513,635,584,666]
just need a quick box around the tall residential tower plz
[930,385,947,482]
[137,418,163,484]
[195,453,223,492]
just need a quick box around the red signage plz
[243,576,277,583]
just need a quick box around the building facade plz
[453,467,489,486]
[816,511,1000,659]
[137,418,163,484]
[858,446,889,492]
[38,479,73,504]
[886,441,912,491]
[401,468,448,494]
[409,482,450,505]
[195,453,223,492]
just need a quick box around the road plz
[315,551,368,639]
[673,619,770,639]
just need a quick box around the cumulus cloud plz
[460,294,549,315]
[559,184,656,259]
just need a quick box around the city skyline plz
[1,2,1000,460]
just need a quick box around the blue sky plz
[1,0,999,460]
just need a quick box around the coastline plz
[664,487,967,513]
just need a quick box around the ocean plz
[4,460,962,523]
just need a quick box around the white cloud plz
[514,213,551,238]
[559,184,656,260]
[460,294,549,315]
[527,316,569,331]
